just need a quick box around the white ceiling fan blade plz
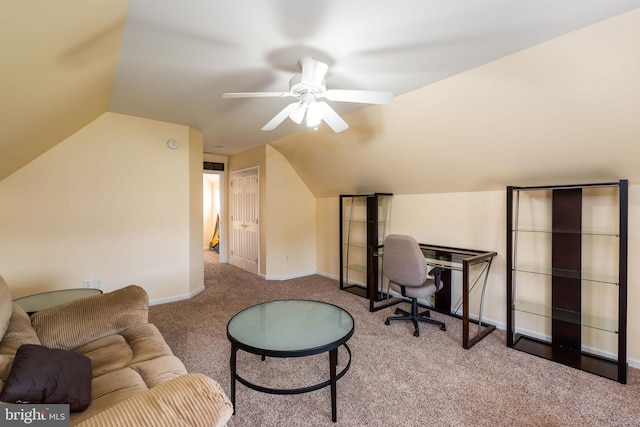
[316,102,349,132]
[289,103,306,124]
[222,92,291,98]
[261,102,300,131]
[300,57,329,86]
[324,89,393,105]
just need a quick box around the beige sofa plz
[0,275,233,426]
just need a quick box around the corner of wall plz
[189,128,204,294]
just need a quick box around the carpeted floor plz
[148,252,640,426]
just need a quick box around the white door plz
[230,168,259,275]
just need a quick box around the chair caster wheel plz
[413,331,420,337]
[440,325,446,331]
[384,320,390,325]
[394,308,401,315]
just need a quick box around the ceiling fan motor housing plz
[289,74,325,99]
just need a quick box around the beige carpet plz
[148,252,640,426]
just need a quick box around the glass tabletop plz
[376,244,496,272]
[227,300,354,355]
[13,288,103,313]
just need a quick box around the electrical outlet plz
[285,255,289,262]
[83,279,92,288]
[94,279,103,290]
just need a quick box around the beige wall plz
[264,145,316,279]
[316,197,341,276]
[226,145,316,279]
[0,112,201,302]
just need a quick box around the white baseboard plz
[149,285,205,306]
[263,271,317,281]
[316,271,339,281]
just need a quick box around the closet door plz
[230,168,259,275]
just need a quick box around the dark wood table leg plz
[330,348,338,422]
[230,344,237,414]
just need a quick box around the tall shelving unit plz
[339,193,393,311]
[506,180,627,383]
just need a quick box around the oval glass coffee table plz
[227,299,354,422]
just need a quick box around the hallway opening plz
[203,171,224,264]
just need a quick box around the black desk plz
[375,243,497,349]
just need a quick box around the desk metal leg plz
[230,344,237,414]
[329,348,338,422]
[462,258,496,349]
[463,260,470,349]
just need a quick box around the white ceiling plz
[108,1,640,156]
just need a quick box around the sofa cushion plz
[0,304,41,357]
[74,323,179,378]
[0,275,12,340]
[76,334,135,377]
[31,285,148,351]
[78,357,188,421]
[0,344,92,412]
[71,366,153,425]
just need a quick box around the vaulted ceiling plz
[2,1,640,192]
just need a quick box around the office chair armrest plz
[428,267,445,290]
[428,267,445,277]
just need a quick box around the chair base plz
[384,298,446,337]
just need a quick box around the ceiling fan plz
[222,57,393,132]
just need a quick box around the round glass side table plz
[13,288,103,315]
[227,299,354,422]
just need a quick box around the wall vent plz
[204,162,224,171]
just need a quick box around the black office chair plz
[383,234,446,337]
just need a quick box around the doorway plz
[203,171,225,264]
[229,167,259,275]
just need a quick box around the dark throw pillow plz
[0,344,92,412]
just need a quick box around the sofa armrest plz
[72,374,233,427]
[0,303,41,389]
[32,285,148,351]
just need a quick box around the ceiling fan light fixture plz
[222,57,393,132]
[305,102,322,127]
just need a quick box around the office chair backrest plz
[383,234,428,287]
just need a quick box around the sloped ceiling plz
[272,8,640,196]
[111,0,640,158]
[0,0,128,181]
[2,1,640,194]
